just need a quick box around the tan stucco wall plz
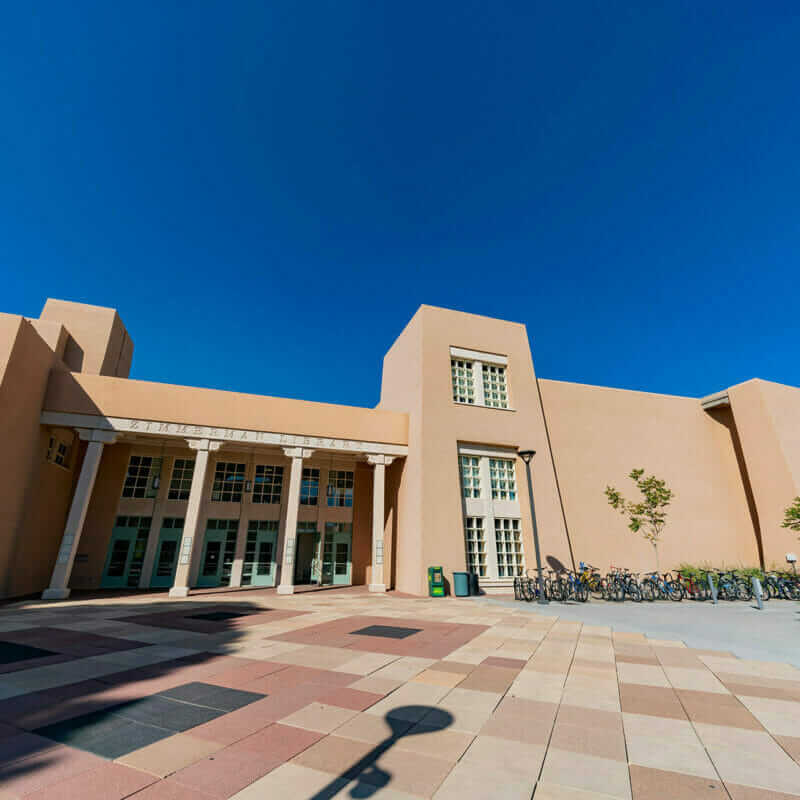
[44,371,409,447]
[380,306,572,594]
[40,298,133,378]
[728,379,800,569]
[0,315,76,598]
[538,379,761,572]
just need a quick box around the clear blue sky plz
[2,2,798,407]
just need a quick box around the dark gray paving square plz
[189,611,254,621]
[112,695,224,731]
[81,720,173,759]
[157,681,265,711]
[0,641,58,664]
[350,625,422,640]
[34,709,130,748]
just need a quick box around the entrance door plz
[196,519,238,588]
[242,520,278,587]
[150,517,184,589]
[293,523,319,584]
[101,516,152,588]
[322,523,352,586]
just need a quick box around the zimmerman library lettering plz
[1,298,798,601]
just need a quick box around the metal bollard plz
[751,576,763,610]
[708,572,717,603]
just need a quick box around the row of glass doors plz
[100,516,352,590]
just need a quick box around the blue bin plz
[453,571,470,597]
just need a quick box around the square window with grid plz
[301,468,320,505]
[464,517,487,577]
[327,470,354,507]
[253,464,283,504]
[122,456,162,499]
[211,462,246,502]
[489,458,517,501]
[494,518,524,577]
[46,435,72,468]
[451,359,475,404]
[459,456,481,498]
[482,364,509,408]
[168,459,195,500]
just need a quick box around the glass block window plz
[253,464,283,504]
[122,456,163,499]
[211,462,246,502]
[482,364,509,408]
[494,518,524,577]
[451,359,475,404]
[459,456,481,498]
[301,468,320,505]
[489,458,517,501]
[242,520,278,586]
[464,517,487,577]
[168,459,195,500]
[46,435,72,467]
[327,470,354,507]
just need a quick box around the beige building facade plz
[1,299,797,601]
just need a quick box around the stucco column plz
[277,447,313,594]
[168,438,221,598]
[367,455,394,592]
[43,429,118,600]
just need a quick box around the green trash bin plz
[453,571,470,597]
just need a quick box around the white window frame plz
[449,347,512,410]
[458,444,524,580]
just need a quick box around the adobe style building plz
[1,298,798,602]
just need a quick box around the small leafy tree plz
[605,469,674,570]
[782,497,800,536]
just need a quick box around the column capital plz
[186,438,223,452]
[282,447,314,459]
[75,428,118,444]
[366,454,395,466]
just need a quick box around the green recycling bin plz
[453,571,470,597]
[427,566,445,597]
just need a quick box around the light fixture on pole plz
[517,449,548,604]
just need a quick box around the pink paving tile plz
[724,681,800,703]
[776,735,800,764]
[24,761,156,800]
[315,687,384,711]
[123,780,217,800]
[676,689,765,730]
[619,683,687,720]
[234,722,323,759]
[481,656,527,670]
[188,697,281,745]
[204,660,287,689]
[0,732,59,765]
[0,743,105,796]
[244,665,358,693]
[169,741,284,798]
[616,653,660,666]
[629,765,727,798]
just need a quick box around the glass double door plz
[242,521,278,587]
[101,516,152,588]
[197,519,239,588]
[321,523,352,586]
[149,518,184,589]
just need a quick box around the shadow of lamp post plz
[518,449,548,605]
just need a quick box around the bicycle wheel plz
[666,581,684,601]
[575,583,588,603]
[589,578,605,601]
[736,580,752,601]
[640,581,655,602]
[627,583,642,602]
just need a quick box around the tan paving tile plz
[412,669,466,688]
[349,675,404,695]
[395,723,474,762]
[662,666,730,694]
[704,742,800,795]
[279,701,359,733]
[438,687,502,713]
[628,765,727,799]
[625,731,717,779]
[676,689,764,730]
[364,681,451,721]
[334,712,413,744]
[460,734,544,779]
[230,762,346,798]
[724,782,800,800]
[117,734,222,778]
[616,663,670,688]
[737,695,800,737]
[433,759,535,800]
[535,782,626,800]
[541,747,631,799]
[551,721,626,761]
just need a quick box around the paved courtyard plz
[0,589,798,799]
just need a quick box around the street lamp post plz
[518,449,548,604]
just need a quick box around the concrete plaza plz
[0,588,798,799]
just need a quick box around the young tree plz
[782,497,800,535]
[605,469,674,570]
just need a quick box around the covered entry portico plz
[40,412,404,600]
